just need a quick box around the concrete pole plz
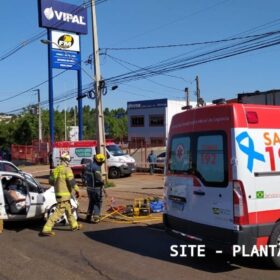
[91,0,107,181]
[184,87,189,107]
[33,89,42,142]
[195,75,200,107]
[64,106,67,140]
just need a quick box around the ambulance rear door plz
[166,130,234,231]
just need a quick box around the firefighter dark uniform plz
[40,153,81,237]
[85,153,105,223]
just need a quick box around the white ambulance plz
[52,140,136,179]
[164,100,280,267]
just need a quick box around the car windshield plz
[106,145,125,156]
[24,173,39,187]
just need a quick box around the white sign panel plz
[69,126,79,141]
[51,30,80,52]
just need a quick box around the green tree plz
[13,119,33,145]
[0,105,128,146]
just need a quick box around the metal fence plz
[11,141,49,164]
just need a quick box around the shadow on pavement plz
[83,224,250,273]
[3,219,44,232]
[84,224,278,272]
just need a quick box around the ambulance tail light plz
[233,180,249,225]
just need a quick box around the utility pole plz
[91,0,107,181]
[33,89,42,143]
[195,75,200,107]
[184,87,189,107]
[64,106,67,140]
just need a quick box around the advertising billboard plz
[38,0,88,34]
[51,30,80,52]
[51,49,81,70]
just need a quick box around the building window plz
[149,115,164,127]
[150,137,165,147]
[130,137,146,148]
[131,115,144,127]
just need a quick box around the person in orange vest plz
[40,152,82,237]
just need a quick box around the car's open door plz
[0,180,8,219]
[24,180,45,218]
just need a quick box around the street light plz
[41,39,53,46]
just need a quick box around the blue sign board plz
[38,0,88,34]
[127,99,168,109]
[51,49,81,70]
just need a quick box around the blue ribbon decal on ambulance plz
[236,131,265,172]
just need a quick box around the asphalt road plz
[1,168,279,280]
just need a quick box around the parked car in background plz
[0,160,22,173]
[156,152,166,169]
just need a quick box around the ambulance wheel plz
[269,222,280,268]
[109,167,120,179]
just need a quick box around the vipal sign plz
[38,0,88,34]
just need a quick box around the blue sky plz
[1,0,280,114]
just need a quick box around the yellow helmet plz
[94,153,105,163]
[60,152,71,162]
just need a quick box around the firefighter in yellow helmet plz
[40,152,82,237]
[85,153,106,223]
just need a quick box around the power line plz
[102,30,280,51]
[104,30,280,86]
[106,54,184,92]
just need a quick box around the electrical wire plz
[5,27,280,113]
[106,54,184,92]
[102,30,280,52]
[104,30,280,86]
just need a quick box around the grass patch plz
[105,181,116,188]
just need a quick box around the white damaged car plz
[0,171,78,224]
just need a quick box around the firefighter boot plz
[85,215,92,223]
[92,216,101,224]
[39,231,56,237]
[72,223,83,231]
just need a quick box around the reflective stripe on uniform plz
[51,166,67,180]
[66,171,74,178]
[55,191,71,197]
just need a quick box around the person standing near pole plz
[40,152,82,237]
[85,153,106,224]
[147,150,157,175]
